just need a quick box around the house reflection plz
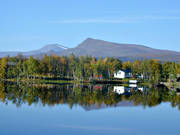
[113,85,147,95]
[113,86,131,95]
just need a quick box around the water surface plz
[0,82,179,135]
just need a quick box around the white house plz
[114,70,132,79]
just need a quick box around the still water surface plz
[0,82,179,135]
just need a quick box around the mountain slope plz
[62,38,180,61]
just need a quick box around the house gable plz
[114,69,132,79]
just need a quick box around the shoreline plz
[2,78,148,85]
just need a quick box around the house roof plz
[119,69,132,73]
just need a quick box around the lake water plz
[0,82,180,135]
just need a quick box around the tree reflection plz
[0,82,180,110]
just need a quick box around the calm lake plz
[0,82,180,135]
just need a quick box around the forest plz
[0,54,180,84]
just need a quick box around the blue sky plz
[0,0,180,51]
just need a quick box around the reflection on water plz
[0,82,180,110]
[113,85,147,95]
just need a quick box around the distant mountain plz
[40,44,68,52]
[1,38,180,61]
[22,44,68,56]
[0,44,68,58]
[62,38,180,61]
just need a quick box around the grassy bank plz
[5,77,142,85]
[6,78,74,84]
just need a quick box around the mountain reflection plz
[0,82,180,110]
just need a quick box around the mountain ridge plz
[0,38,180,61]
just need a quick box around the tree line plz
[0,54,180,83]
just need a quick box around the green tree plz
[25,56,40,79]
[0,58,8,79]
[68,53,77,79]
[150,60,162,83]
[162,61,171,81]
